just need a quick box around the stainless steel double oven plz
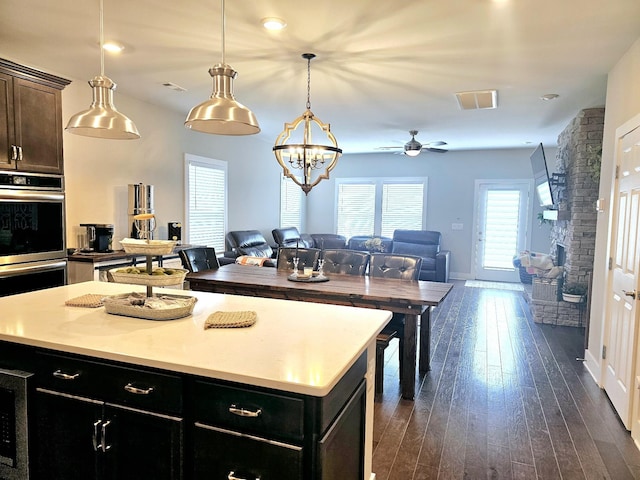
[0,171,66,297]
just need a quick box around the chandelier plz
[273,53,342,195]
[65,0,140,139]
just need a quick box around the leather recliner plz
[179,247,220,272]
[391,229,450,282]
[271,227,314,249]
[225,230,276,260]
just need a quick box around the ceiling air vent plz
[455,89,497,110]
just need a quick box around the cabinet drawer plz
[194,381,304,442]
[193,423,303,480]
[35,352,183,415]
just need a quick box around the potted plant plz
[562,283,587,303]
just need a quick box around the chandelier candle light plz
[65,0,140,139]
[184,0,260,135]
[273,53,342,195]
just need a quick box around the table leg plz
[419,307,431,372]
[402,313,418,400]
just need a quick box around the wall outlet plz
[451,223,464,230]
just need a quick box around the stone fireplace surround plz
[527,107,603,327]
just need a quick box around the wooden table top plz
[187,264,453,310]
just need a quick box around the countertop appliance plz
[79,223,114,253]
[128,183,154,239]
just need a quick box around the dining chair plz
[276,247,321,271]
[321,249,370,276]
[369,253,423,392]
[179,247,220,273]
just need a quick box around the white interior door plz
[474,181,529,282]
[607,121,640,431]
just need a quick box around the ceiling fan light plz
[404,135,422,156]
[404,149,421,157]
[66,75,140,139]
[185,64,260,135]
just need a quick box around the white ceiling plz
[1,0,639,154]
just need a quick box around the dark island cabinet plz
[31,352,184,480]
[0,341,367,480]
[0,59,69,175]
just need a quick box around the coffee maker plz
[80,224,114,253]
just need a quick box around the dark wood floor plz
[373,281,640,479]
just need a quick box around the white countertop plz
[0,282,391,396]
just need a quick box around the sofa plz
[391,230,450,282]
[272,227,347,250]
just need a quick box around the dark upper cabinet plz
[0,59,69,175]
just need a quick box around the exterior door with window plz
[474,181,529,282]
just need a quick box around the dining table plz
[187,264,453,400]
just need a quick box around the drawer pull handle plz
[228,471,260,480]
[53,370,80,380]
[228,405,262,418]
[124,383,154,395]
[100,420,112,452]
[92,420,101,452]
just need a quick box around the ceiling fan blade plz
[425,141,447,147]
[375,146,403,150]
[424,147,448,153]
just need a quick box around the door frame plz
[472,179,534,282]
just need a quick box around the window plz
[184,154,227,253]
[336,178,427,239]
[280,176,303,230]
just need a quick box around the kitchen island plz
[0,281,390,479]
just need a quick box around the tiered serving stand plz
[103,216,195,320]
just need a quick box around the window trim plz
[183,153,228,252]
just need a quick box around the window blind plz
[280,176,302,230]
[336,178,426,239]
[185,155,227,253]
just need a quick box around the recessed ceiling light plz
[540,93,560,101]
[262,17,287,30]
[102,41,125,53]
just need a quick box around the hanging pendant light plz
[185,0,260,135]
[273,53,342,195]
[65,0,140,140]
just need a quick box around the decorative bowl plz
[109,267,188,286]
[120,238,177,255]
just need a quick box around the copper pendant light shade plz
[185,0,260,135]
[65,0,140,140]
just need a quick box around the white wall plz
[585,37,640,383]
[60,75,283,249]
[305,148,557,278]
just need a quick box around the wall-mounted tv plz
[530,143,554,207]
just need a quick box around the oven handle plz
[0,188,64,201]
[0,260,67,277]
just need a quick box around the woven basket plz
[120,238,177,255]
[532,277,561,301]
[109,268,187,286]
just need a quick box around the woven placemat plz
[65,294,105,308]
[205,310,257,329]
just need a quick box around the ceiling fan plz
[377,130,448,156]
